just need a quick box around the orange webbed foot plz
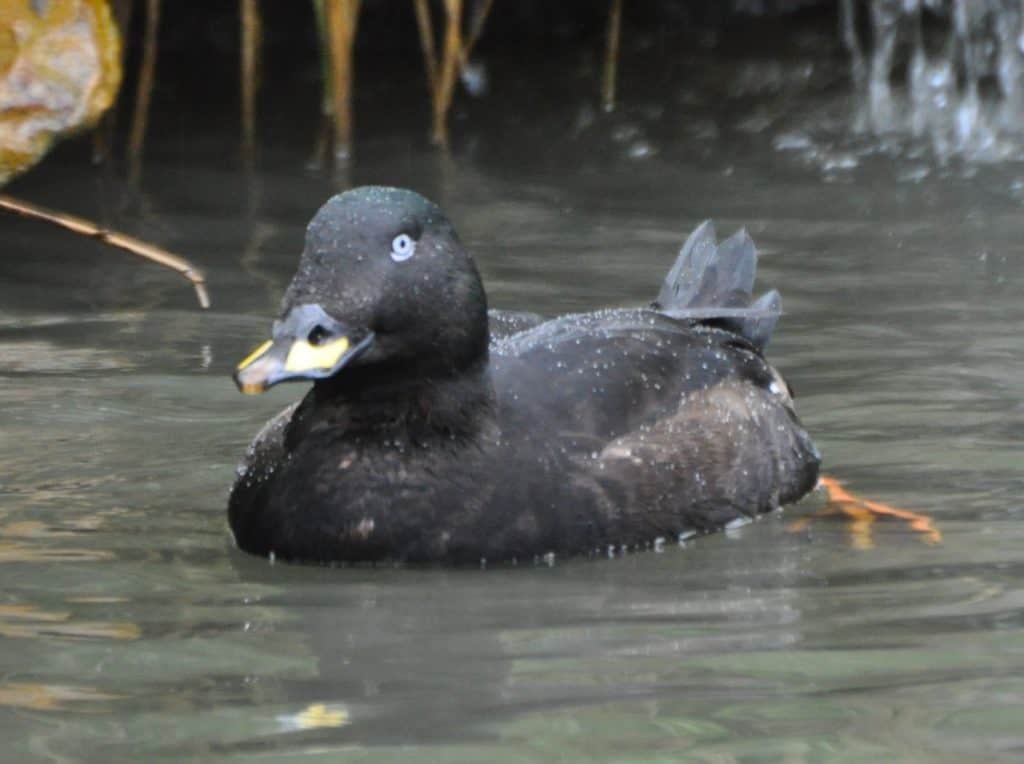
[789,475,941,549]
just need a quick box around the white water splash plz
[842,0,1024,161]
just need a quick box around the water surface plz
[1,36,1023,763]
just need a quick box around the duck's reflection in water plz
[204,524,809,756]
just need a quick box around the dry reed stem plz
[0,194,210,309]
[412,0,438,94]
[240,0,262,160]
[432,0,463,146]
[459,0,493,67]
[308,115,332,170]
[309,1,332,168]
[602,0,622,112]
[128,0,160,184]
[324,0,362,162]
[415,0,493,147]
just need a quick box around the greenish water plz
[2,36,1024,763]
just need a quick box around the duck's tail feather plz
[652,220,782,350]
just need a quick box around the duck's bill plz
[233,328,375,395]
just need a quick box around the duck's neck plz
[312,355,495,441]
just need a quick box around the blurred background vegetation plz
[3,0,846,303]
[1,0,845,185]
[8,0,1024,186]
[4,0,1024,307]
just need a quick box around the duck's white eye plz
[390,234,416,262]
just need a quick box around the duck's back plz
[491,309,774,440]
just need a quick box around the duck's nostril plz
[307,325,330,346]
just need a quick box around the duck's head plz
[234,187,488,394]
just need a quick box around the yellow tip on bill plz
[239,382,267,395]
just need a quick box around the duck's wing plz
[491,309,819,542]
[592,376,820,541]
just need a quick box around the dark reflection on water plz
[1,34,1024,764]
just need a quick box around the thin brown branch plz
[461,0,493,65]
[323,0,362,162]
[0,195,209,309]
[128,0,161,184]
[432,0,463,146]
[307,113,332,170]
[419,0,492,147]
[602,0,622,112]
[412,0,438,95]
[240,0,262,161]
